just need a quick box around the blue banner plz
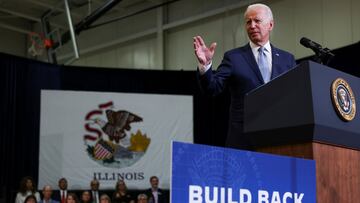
[171,142,316,203]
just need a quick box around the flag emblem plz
[94,139,115,160]
[84,101,151,168]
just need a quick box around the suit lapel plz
[271,45,282,79]
[242,44,264,84]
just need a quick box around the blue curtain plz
[0,53,62,201]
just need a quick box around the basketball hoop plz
[27,32,53,56]
[44,38,53,49]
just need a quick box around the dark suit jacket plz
[144,188,168,203]
[90,190,110,203]
[198,43,296,149]
[38,199,60,203]
[52,190,69,202]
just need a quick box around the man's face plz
[81,191,91,202]
[150,177,159,189]
[91,180,99,191]
[43,186,53,199]
[58,179,67,190]
[245,7,273,46]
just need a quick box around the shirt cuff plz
[198,61,212,75]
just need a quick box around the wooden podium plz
[244,61,360,202]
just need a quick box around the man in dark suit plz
[90,179,100,203]
[144,176,168,203]
[194,3,296,150]
[52,178,69,203]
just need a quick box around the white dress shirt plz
[152,190,159,203]
[249,41,272,76]
[92,191,99,203]
[60,190,67,203]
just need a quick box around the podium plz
[244,60,360,202]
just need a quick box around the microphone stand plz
[312,47,335,66]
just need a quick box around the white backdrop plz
[38,90,193,190]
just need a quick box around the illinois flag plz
[39,90,193,190]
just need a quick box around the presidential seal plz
[331,78,356,121]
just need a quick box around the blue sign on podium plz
[171,142,316,203]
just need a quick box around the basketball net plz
[28,32,53,57]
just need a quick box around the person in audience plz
[80,191,91,203]
[24,195,37,203]
[53,178,69,203]
[112,179,134,203]
[144,176,167,203]
[66,193,79,203]
[15,176,41,203]
[40,185,59,203]
[136,194,148,203]
[90,179,100,203]
[99,194,111,203]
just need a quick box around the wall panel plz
[67,0,360,70]
[0,28,26,57]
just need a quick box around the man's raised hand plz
[193,36,217,66]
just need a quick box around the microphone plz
[300,37,335,65]
[300,37,323,51]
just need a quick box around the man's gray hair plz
[244,3,273,21]
[100,194,111,201]
[42,185,52,191]
[137,193,148,200]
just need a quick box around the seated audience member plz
[80,191,91,203]
[40,185,59,203]
[66,193,79,203]
[24,195,37,203]
[99,194,111,203]
[144,176,167,203]
[53,178,69,203]
[112,180,134,203]
[90,179,101,203]
[15,176,41,203]
[136,194,148,203]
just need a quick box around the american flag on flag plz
[94,139,114,160]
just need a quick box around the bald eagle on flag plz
[94,110,143,143]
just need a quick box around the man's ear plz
[269,20,274,31]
